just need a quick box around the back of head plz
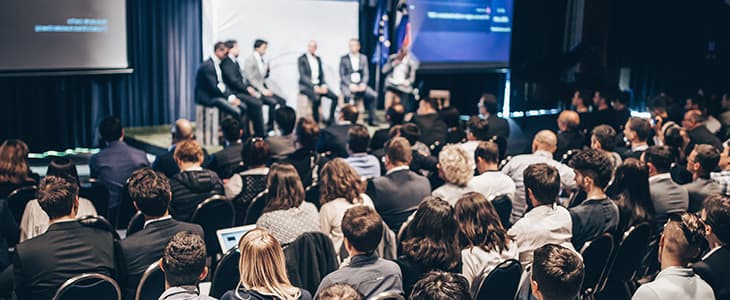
[162,231,207,287]
[253,39,268,50]
[347,125,370,154]
[385,137,412,165]
[242,138,271,168]
[531,244,585,300]
[224,39,237,50]
[627,117,651,142]
[568,148,613,189]
[591,125,617,151]
[174,140,204,164]
[128,168,171,217]
[46,157,79,185]
[533,130,557,153]
[558,111,580,132]
[403,197,460,271]
[691,144,720,178]
[410,271,471,300]
[99,116,123,142]
[37,176,78,219]
[686,109,706,125]
[703,194,730,245]
[0,139,31,183]
[172,119,194,143]
[320,158,363,205]
[611,158,653,219]
[475,141,500,164]
[317,284,363,300]
[342,205,383,253]
[399,123,420,146]
[341,104,359,124]
[265,163,304,213]
[221,117,243,142]
[238,228,294,297]
[422,98,440,112]
[523,163,560,206]
[275,106,297,135]
[480,93,499,115]
[386,103,406,126]
[615,90,631,106]
[440,107,461,128]
[296,118,320,150]
[644,145,673,174]
[438,145,473,186]
[454,192,510,253]
[467,116,490,141]
[663,212,706,265]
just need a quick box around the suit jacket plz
[632,267,714,300]
[556,130,586,160]
[242,53,268,92]
[649,173,689,232]
[0,199,19,271]
[687,125,723,156]
[693,246,730,300]
[194,58,228,106]
[366,168,431,231]
[220,56,249,95]
[684,178,722,213]
[382,53,419,94]
[90,140,149,208]
[412,114,448,147]
[485,114,510,139]
[152,146,210,179]
[13,220,115,300]
[298,54,326,93]
[120,218,203,297]
[339,53,370,93]
[208,142,244,179]
[569,198,620,250]
[316,123,354,158]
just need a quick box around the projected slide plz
[0,0,128,71]
[408,0,513,68]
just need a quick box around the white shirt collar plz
[632,143,649,152]
[386,165,410,175]
[702,245,725,260]
[533,150,553,158]
[144,215,173,229]
[182,165,203,172]
[649,172,672,182]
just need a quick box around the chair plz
[284,232,339,294]
[580,233,614,299]
[192,195,235,256]
[232,174,267,225]
[472,259,522,300]
[371,290,405,300]
[243,190,269,225]
[195,105,220,146]
[126,211,145,237]
[53,273,121,300]
[7,185,37,223]
[209,247,241,299]
[80,178,110,219]
[304,183,320,209]
[134,261,165,300]
[490,194,512,229]
[599,223,651,300]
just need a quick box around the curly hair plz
[319,158,365,206]
[402,197,461,272]
[438,145,473,187]
[568,148,613,189]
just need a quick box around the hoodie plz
[170,169,224,222]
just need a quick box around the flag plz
[394,0,411,51]
[371,0,390,64]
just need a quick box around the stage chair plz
[53,273,121,300]
[195,105,220,146]
[297,94,314,120]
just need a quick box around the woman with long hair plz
[221,228,312,300]
[397,196,461,295]
[607,158,655,235]
[454,192,517,284]
[0,139,37,197]
[318,158,374,254]
[256,163,319,245]
[662,124,693,184]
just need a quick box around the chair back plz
[604,223,651,289]
[304,183,320,209]
[473,259,522,300]
[244,190,269,225]
[371,290,405,300]
[134,260,165,300]
[210,247,241,299]
[491,194,513,229]
[233,174,267,225]
[79,178,110,218]
[580,233,614,297]
[283,232,339,294]
[192,194,235,256]
[126,211,145,237]
[7,185,37,223]
[53,273,121,300]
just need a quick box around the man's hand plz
[262,89,274,97]
[358,84,367,91]
[246,86,257,96]
[349,84,358,92]
[230,98,241,106]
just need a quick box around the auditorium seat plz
[53,273,121,300]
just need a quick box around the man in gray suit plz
[684,144,722,212]
[298,40,338,124]
[642,145,689,233]
[382,47,419,112]
[243,39,287,131]
[340,38,378,126]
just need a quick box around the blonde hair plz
[438,145,473,187]
[320,158,364,206]
[238,228,300,300]
[0,139,32,184]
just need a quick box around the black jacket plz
[694,246,730,300]
[220,56,248,95]
[298,54,326,93]
[556,130,587,160]
[208,142,244,179]
[485,114,510,139]
[195,58,228,106]
[152,146,211,179]
[170,169,224,222]
[317,123,354,158]
[284,232,338,295]
[687,125,723,156]
[366,169,431,231]
[0,199,19,271]
[412,114,447,147]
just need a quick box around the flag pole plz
[375,14,388,111]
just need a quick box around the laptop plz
[216,225,256,253]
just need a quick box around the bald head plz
[307,40,317,55]
[172,119,193,143]
[533,130,558,153]
[557,110,580,132]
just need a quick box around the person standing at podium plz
[339,39,378,126]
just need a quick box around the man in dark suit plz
[242,39,287,132]
[478,93,510,139]
[13,176,116,300]
[643,146,689,233]
[371,103,405,152]
[589,89,617,132]
[622,117,651,160]
[208,117,244,179]
[299,40,338,124]
[317,104,358,158]
[366,137,431,231]
[219,40,266,137]
[340,39,378,126]
[412,98,447,147]
[121,168,204,297]
[694,194,730,300]
[152,119,210,179]
[684,109,723,156]
[90,117,149,222]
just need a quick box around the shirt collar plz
[386,165,410,175]
[702,245,725,260]
[212,56,221,64]
[159,286,200,299]
[533,150,553,158]
[656,266,695,278]
[649,172,672,182]
[144,215,172,229]
[632,144,649,152]
[227,54,237,61]
[182,165,203,172]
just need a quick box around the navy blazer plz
[569,198,620,250]
[194,58,228,106]
[90,140,149,208]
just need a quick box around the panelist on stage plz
[219,40,266,137]
[339,38,378,126]
[382,47,419,112]
[298,40,339,125]
[243,39,287,131]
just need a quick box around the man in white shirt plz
[461,116,490,169]
[243,39,287,131]
[298,40,339,124]
[469,141,516,205]
[339,39,378,126]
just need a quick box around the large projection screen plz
[202,0,359,108]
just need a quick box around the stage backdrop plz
[202,0,359,111]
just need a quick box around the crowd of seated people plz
[2,88,730,300]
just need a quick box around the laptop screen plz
[216,225,256,252]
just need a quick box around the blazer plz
[382,53,419,94]
[366,168,431,231]
[684,178,722,213]
[220,56,249,95]
[649,173,689,232]
[316,123,354,158]
[0,199,19,271]
[339,53,370,93]
[194,58,228,106]
[568,198,620,250]
[686,125,723,156]
[412,113,448,147]
[298,54,326,92]
[631,267,714,300]
[13,220,115,300]
[152,146,211,179]
[121,217,203,297]
[208,142,244,179]
[90,140,149,208]
[556,130,586,160]
[242,53,268,93]
[693,246,730,300]
[485,114,511,140]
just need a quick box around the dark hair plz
[608,158,654,228]
[99,116,123,142]
[254,39,268,49]
[341,104,359,123]
[46,157,79,185]
[644,145,673,173]
[480,93,499,114]
[615,90,631,105]
[455,192,511,253]
[264,163,305,213]
[221,117,242,142]
[475,141,499,164]
[703,194,730,244]
[423,98,440,111]
[523,163,561,205]
[386,103,406,126]
[691,144,720,178]
[440,107,461,128]
[664,212,706,264]
[591,125,617,151]
[399,123,420,146]
[410,271,471,300]
[342,206,383,253]
[569,148,613,189]
[532,244,585,300]
[466,116,490,141]
[402,197,461,272]
[317,283,363,300]
[223,39,237,49]
[627,117,651,142]
[385,137,412,165]
[37,176,78,219]
[214,42,226,52]
[162,231,207,287]
[663,125,686,164]
[128,168,171,217]
[275,106,296,135]
[242,138,270,168]
[295,118,320,150]
[174,140,203,164]
[347,125,370,154]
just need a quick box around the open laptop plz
[216,225,256,253]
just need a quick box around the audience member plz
[590,88,617,131]
[412,98,447,147]
[318,104,358,158]
[469,141,516,202]
[720,92,730,139]
[317,284,363,300]
[479,93,510,139]
[267,106,297,160]
[153,119,210,178]
[606,158,655,235]
[685,95,722,135]
[366,137,430,231]
[224,138,271,199]
[208,117,245,179]
[0,139,37,198]
[432,145,475,205]
[13,176,115,300]
[567,148,620,249]
[555,110,587,160]
[371,103,405,151]
[159,231,215,300]
[316,206,402,298]
[508,163,575,267]
[642,146,689,231]
[622,117,651,160]
[683,109,723,155]
[121,168,203,296]
[409,271,471,300]
[590,124,622,170]
[501,130,576,224]
[89,116,149,217]
[570,89,592,131]
[397,197,461,295]
[256,163,319,245]
[683,144,722,212]
[461,116,490,162]
[0,198,16,299]
[530,244,585,300]
[455,192,518,284]
[632,212,713,300]
[612,90,632,132]
[286,118,321,188]
[344,125,380,178]
[169,140,224,221]
[399,122,432,159]
[694,194,730,300]
[221,228,312,300]
[711,142,730,196]
[441,106,466,144]
[20,157,97,241]
[663,124,693,184]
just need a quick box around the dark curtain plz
[0,0,202,152]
